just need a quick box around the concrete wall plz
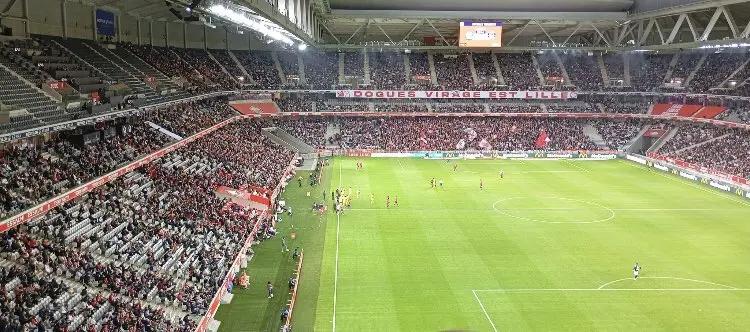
[0,0,273,51]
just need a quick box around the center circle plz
[491,197,615,224]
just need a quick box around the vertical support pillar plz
[203,25,208,49]
[22,0,30,37]
[149,21,154,46]
[61,0,67,38]
[183,22,187,48]
[137,19,142,45]
[164,21,169,47]
[92,6,97,40]
[116,14,122,42]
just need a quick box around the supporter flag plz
[418,129,428,149]
[463,127,477,141]
[535,130,550,148]
[456,139,466,150]
[478,138,492,150]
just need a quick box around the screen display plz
[459,21,503,48]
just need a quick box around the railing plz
[283,250,305,331]
[0,115,241,233]
[194,211,267,332]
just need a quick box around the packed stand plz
[275,96,324,113]
[144,99,237,137]
[535,53,564,81]
[690,52,746,93]
[0,116,296,331]
[599,100,649,114]
[337,117,597,151]
[180,48,238,90]
[373,103,429,113]
[0,122,169,219]
[489,103,543,113]
[408,53,432,88]
[369,52,406,89]
[276,52,300,87]
[235,50,282,89]
[274,118,327,148]
[672,129,750,178]
[603,54,625,80]
[432,104,486,113]
[343,52,364,80]
[209,50,249,86]
[630,53,672,91]
[659,124,730,154]
[593,119,643,150]
[123,44,211,93]
[498,53,539,90]
[668,53,702,85]
[561,54,603,91]
[472,53,500,89]
[303,52,338,89]
[546,103,598,113]
[434,54,474,90]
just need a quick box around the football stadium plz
[2,0,750,331]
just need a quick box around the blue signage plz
[96,9,115,36]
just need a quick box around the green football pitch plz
[216,157,750,331]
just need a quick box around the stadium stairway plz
[261,127,315,154]
[671,133,733,154]
[428,54,439,86]
[684,53,708,87]
[624,125,653,153]
[363,50,371,85]
[530,54,545,86]
[597,54,610,88]
[646,127,679,153]
[324,122,340,149]
[583,124,609,149]
[228,50,256,85]
[623,55,632,86]
[271,52,288,85]
[146,121,183,141]
[490,53,506,85]
[719,56,750,88]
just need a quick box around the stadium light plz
[298,43,307,51]
[205,3,299,46]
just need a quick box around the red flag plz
[535,130,550,148]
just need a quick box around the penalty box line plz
[472,287,750,332]
[473,288,750,292]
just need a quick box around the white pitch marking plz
[332,161,342,332]
[564,159,591,172]
[472,290,499,332]
[597,276,739,290]
[473,288,750,292]
[491,197,616,224]
[346,207,738,212]
[619,160,750,208]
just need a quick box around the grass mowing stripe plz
[332,160,342,332]
[223,157,750,331]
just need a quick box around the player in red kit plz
[386,195,390,208]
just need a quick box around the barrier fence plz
[283,251,305,331]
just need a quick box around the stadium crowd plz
[0,110,295,331]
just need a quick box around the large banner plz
[335,90,577,100]
[96,9,115,36]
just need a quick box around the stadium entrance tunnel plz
[491,197,615,224]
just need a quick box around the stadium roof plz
[95,0,750,50]
[327,0,635,12]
